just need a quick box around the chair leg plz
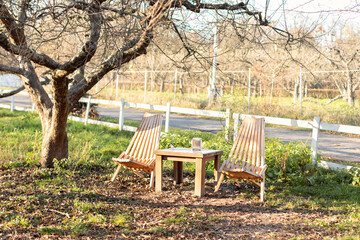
[129,169,145,178]
[150,170,155,188]
[260,179,265,202]
[111,165,123,182]
[233,178,241,187]
[214,173,225,192]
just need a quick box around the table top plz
[155,148,223,158]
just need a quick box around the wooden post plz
[10,95,14,112]
[173,161,183,184]
[211,23,218,101]
[225,108,230,140]
[299,67,303,117]
[119,98,125,131]
[84,95,91,125]
[233,113,239,141]
[174,69,177,101]
[214,154,221,182]
[194,158,206,197]
[155,155,163,193]
[248,68,251,113]
[165,102,171,133]
[311,116,320,164]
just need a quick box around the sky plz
[263,0,360,31]
[172,0,360,44]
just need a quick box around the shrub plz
[265,138,316,185]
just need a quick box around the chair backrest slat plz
[261,118,265,167]
[129,113,152,158]
[245,118,256,167]
[228,117,252,169]
[142,114,161,162]
[249,118,259,170]
[125,113,162,165]
[144,115,162,165]
[135,116,154,159]
[223,117,265,171]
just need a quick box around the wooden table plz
[154,148,223,197]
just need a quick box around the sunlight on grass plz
[1,108,360,239]
[111,213,131,227]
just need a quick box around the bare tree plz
[328,26,360,107]
[0,0,279,168]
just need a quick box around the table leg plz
[194,158,205,197]
[155,155,163,193]
[214,154,221,182]
[173,161,183,184]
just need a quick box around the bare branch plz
[59,1,103,74]
[0,63,25,75]
[0,0,27,45]
[0,33,60,70]
[0,77,50,98]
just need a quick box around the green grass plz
[0,108,134,169]
[1,108,360,238]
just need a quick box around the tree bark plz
[347,72,355,107]
[40,122,69,168]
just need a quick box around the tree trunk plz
[347,90,355,107]
[160,79,165,92]
[40,124,69,168]
[39,73,70,168]
[39,105,70,167]
[347,73,355,107]
[293,82,299,103]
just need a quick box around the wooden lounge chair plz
[215,117,267,202]
[111,112,162,187]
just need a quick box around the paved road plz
[2,94,360,163]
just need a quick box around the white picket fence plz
[77,96,360,172]
[1,93,359,172]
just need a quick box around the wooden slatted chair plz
[215,117,267,202]
[111,112,162,187]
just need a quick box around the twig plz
[49,209,71,218]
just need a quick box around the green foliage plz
[111,213,132,227]
[265,138,315,184]
[39,227,64,236]
[349,168,360,186]
[160,130,360,187]
[8,215,30,228]
[308,168,353,186]
[160,129,231,172]
[68,218,89,236]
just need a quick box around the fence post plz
[84,95,91,125]
[10,95,14,112]
[31,103,35,113]
[311,116,320,164]
[165,102,171,133]
[225,108,230,140]
[233,113,239,141]
[248,68,251,113]
[119,98,125,131]
[299,67,303,117]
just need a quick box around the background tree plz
[327,26,360,107]
[0,0,278,168]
